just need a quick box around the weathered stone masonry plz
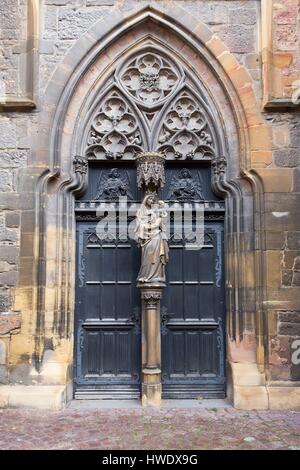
[0,0,299,409]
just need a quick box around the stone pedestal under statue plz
[140,286,163,406]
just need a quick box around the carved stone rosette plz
[136,151,166,193]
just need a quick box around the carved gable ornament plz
[84,48,218,162]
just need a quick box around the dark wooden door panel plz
[74,162,226,399]
[74,221,141,399]
[161,222,225,398]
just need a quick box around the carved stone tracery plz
[85,90,143,160]
[84,49,219,163]
[118,52,180,108]
[157,91,215,160]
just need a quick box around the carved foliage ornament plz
[73,155,88,174]
[212,156,227,176]
[141,289,163,309]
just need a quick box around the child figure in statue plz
[135,194,169,285]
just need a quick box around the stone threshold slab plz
[68,399,232,410]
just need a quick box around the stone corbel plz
[72,155,89,195]
[211,156,229,197]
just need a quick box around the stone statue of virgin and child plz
[135,193,169,285]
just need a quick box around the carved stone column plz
[135,151,167,406]
[141,288,163,406]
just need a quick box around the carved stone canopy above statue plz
[84,47,220,163]
[136,151,166,193]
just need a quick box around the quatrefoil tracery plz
[118,52,180,108]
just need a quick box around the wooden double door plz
[74,162,225,399]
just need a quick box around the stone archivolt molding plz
[84,48,218,164]
[17,4,267,382]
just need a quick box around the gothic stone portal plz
[73,48,226,399]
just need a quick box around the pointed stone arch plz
[12,2,270,408]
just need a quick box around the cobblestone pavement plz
[0,404,300,450]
